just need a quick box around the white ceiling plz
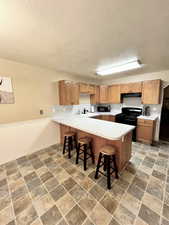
[0,0,169,78]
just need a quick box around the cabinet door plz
[70,82,79,105]
[136,119,156,144]
[101,115,115,121]
[88,85,95,95]
[108,85,121,103]
[59,80,70,105]
[79,83,89,93]
[142,80,161,104]
[59,80,79,105]
[90,86,100,104]
[91,115,102,120]
[120,82,142,93]
[109,115,115,122]
[100,85,109,103]
[136,125,154,144]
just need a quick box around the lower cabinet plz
[91,115,115,122]
[136,119,156,144]
[101,115,115,122]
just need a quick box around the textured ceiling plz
[0,0,169,78]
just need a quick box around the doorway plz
[160,85,169,141]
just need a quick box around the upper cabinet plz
[90,86,100,104]
[79,83,96,95]
[108,85,121,104]
[79,83,89,93]
[120,82,142,94]
[99,85,109,104]
[58,79,162,106]
[142,79,161,104]
[59,80,79,105]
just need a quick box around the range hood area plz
[121,93,142,98]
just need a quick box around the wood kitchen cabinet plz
[91,115,115,122]
[91,115,103,120]
[136,118,156,144]
[108,84,121,104]
[90,86,100,104]
[99,85,109,103]
[79,83,89,93]
[142,79,161,104]
[88,85,96,94]
[101,115,115,122]
[120,82,142,94]
[59,79,162,106]
[59,80,79,105]
[80,83,96,94]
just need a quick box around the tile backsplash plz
[53,104,92,115]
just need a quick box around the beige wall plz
[0,118,59,165]
[1,57,169,164]
[0,58,99,164]
[0,58,98,124]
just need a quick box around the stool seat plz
[78,137,92,145]
[100,145,116,155]
[63,132,77,159]
[76,136,94,170]
[64,132,75,137]
[95,145,118,189]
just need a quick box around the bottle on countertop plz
[143,106,151,116]
[91,106,95,113]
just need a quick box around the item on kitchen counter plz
[91,106,95,113]
[83,108,88,114]
[143,106,151,116]
[115,107,142,141]
[97,105,111,112]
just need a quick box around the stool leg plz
[70,136,73,150]
[76,143,80,164]
[84,144,87,171]
[63,136,67,154]
[68,137,71,159]
[107,155,111,189]
[113,155,119,179]
[95,152,102,179]
[74,135,78,150]
[103,155,107,171]
[89,143,95,164]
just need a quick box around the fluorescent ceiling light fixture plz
[96,59,142,76]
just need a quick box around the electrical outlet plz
[40,109,44,115]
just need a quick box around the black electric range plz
[115,107,142,141]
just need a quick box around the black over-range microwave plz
[97,105,111,112]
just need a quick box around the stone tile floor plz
[0,141,169,225]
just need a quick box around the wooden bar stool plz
[95,145,119,189]
[76,136,95,171]
[63,132,77,159]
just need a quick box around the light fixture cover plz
[96,59,142,76]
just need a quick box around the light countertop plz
[78,111,121,117]
[137,115,158,120]
[52,113,135,141]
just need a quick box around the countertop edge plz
[52,117,135,141]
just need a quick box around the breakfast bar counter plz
[53,114,135,171]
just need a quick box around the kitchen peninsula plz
[53,114,135,171]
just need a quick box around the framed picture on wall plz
[0,77,15,104]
